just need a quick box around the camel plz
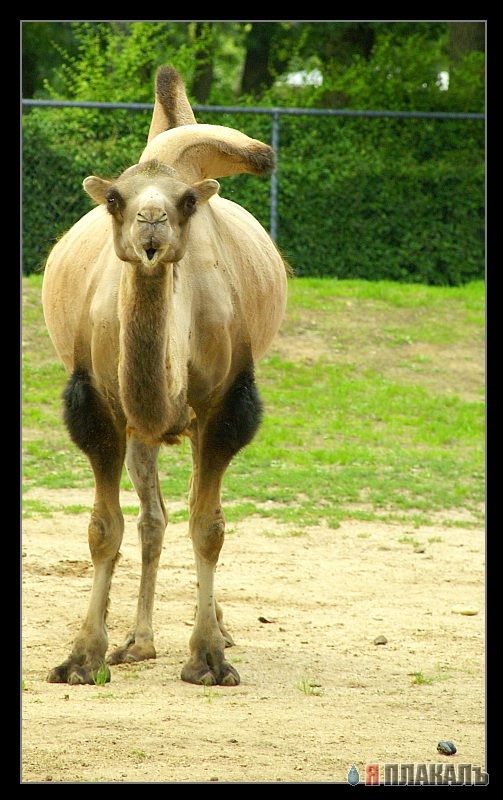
[41,66,288,686]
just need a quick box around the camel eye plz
[180,192,197,217]
[105,190,122,214]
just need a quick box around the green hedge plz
[22,107,484,284]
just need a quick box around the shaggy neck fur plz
[118,263,188,442]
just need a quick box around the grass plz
[409,666,451,686]
[93,663,110,686]
[22,275,484,528]
[410,671,434,686]
[201,685,217,703]
[296,677,323,696]
[398,535,422,548]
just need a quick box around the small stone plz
[63,694,70,701]
[373,635,388,645]
[258,616,276,623]
[209,776,219,781]
[451,606,479,616]
[437,740,457,756]
[414,545,426,553]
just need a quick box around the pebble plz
[373,635,388,645]
[437,740,457,756]
[414,545,426,553]
[451,606,479,616]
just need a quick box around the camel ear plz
[192,179,220,204]
[83,176,113,204]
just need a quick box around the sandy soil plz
[22,500,485,784]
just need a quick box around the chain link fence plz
[22,100,485,284]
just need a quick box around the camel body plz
[43,192,286,426]
[41,68,288,687]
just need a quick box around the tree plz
[190,23,215,103]
[240,22,292,96]
[448,22,485,63]
[22,22,78,98]
[447,22,485,111]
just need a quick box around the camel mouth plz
[146,248,157,261]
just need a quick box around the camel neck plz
[118,264,188,441]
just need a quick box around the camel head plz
[83,159,219,270]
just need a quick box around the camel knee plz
[138,513,165,561]
[88,510,123,562]
[191,516,225,562]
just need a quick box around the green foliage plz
[296,677,323,696]
[22,22,79,98]
[22,106,484,284]
[324,32,448,111]
[44,22,195,103]
[22,24,484,283]
[93,662,110,686]
[23,275,484,530]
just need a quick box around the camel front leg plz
[47,371,126,685]
[182,368,263,685]
[46,482,123,684]
[108,437,167,665]
[188,424,235,649]
[181,462,239,686]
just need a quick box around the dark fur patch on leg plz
[62,369,121,473]
[204,368,263,465]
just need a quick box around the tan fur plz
[142,123,275,183]
[147,66,197,142]
[42,67,288,686]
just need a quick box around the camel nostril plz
[146,248,157,261]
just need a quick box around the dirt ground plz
[22,492,485,784]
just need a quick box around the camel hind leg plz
[108,437,167,665]
[47,369,126,685]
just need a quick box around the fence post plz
[270,110,280,242]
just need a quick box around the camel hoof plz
[181,658,240,686]
[219,664,240,686]
[47,660,110,685]
[107,642,156,665]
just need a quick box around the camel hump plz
[147,66,197,142]
[142,124,276,182]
